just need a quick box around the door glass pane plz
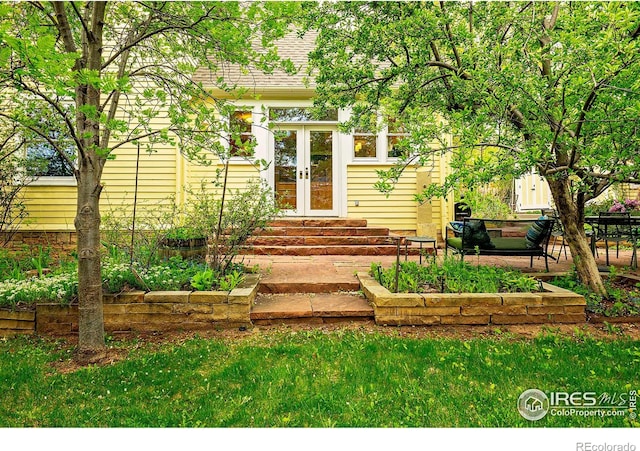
[310,131,333,210]
[274,131,297,209]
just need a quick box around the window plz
[26,132,75,177]
[229,110,254,157]
[353,129,377,158]
[386,117,410,159]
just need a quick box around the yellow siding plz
[184,157,261,201]
[347,149,450,237]
[346,165,420,232]
[22,186,77,231]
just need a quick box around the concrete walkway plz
[239,248,638,325]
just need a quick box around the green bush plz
[197,178,281,275]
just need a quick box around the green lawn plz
[1,328,638,427]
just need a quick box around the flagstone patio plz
[241,249,638,325]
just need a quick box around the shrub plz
[197,178,281,275]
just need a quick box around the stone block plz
[404,315,442,325]
[102,304,128,315]
[188,313,217,322]
[173,304,213,314]
[227,304,251,322]
[126,304,174,314]
[118,313,186,324]
[552,313,586,323]
[501,293,543,306]
[37,304,78,315]
[145,291,191,303]
[116,291,146,304]
[527,305,566,315]
[213,304,229,321]
[462,305,527,316]
[441,315,490,325]
[564,306,587,314]
[0,319,35,330]
[375,294,425,308]
[424,293,502,307]
[395,306,460,316]
[375,315,440,326]
[491,314,549,325]
[189,292,228,304]
[373,306,396,317]
[541,293,586,306]
[36,322,75,334]
[228,288,254,304]
[0,310,35,321]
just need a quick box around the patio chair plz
[454,202,471,222]
[541,208,568,261]
[595,212,635,266]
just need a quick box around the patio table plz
[585,215,640,268]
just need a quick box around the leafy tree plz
[303,1,640,296]
[0,1,297,355]
[0,122,42,246]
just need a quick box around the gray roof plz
[193,31,316,92]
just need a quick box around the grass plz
[1,329,638,427]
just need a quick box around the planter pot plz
[160,237,207,260]
[162,237,207,248]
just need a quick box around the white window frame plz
[227,109,256,162]
[24,135,77,186]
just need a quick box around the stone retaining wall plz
[0,310,36,337]
[357,272,586,326]
[35,274,260,335]
[2,231,77,252]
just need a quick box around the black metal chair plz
[595,212,635,266]
[541,208,568,262]
[454,202,471,222]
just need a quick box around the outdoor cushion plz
[461,220,495,249]
[449,221,465,236]
[491,237,530,251]
[446,237,463,250]
[525,216,551,249]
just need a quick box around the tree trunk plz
[74,1,107,355]
[75,168,105,354]
[546,177,608,297]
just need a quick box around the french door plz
[273,126,338,216]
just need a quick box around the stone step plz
[259,281,361,294]
[248,236,398,246]
[241,245,424,256]
[256,227,391,237]
[268,218,368,228]
[250,292,374,325]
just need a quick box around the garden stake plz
[395,237,400,293]
[130,141,141,267]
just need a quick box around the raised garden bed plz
[0,309,35,337]
[357,272,586,326]
[5,274,260,337]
